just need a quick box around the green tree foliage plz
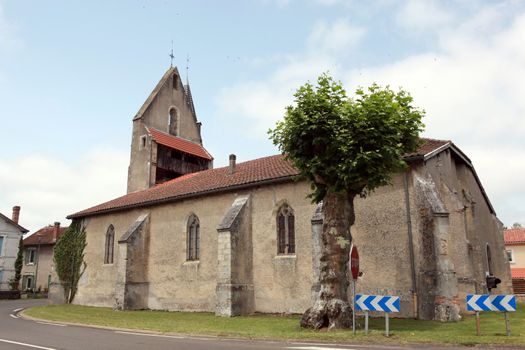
[14,237,23,282]
[269,74,424,329]
[9,237,24,290]
[270,74,425,202]
[53,220,87,303]
[512,222,522,228]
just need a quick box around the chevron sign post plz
[466,294,516,336]
[355,294,400,313]
[355,294,400,336]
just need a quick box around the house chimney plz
[229,154,236,175]
[53,222,60,242]
[12,206,20,224]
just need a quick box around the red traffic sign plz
[350,245,359,280]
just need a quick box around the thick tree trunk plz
[301,191,355,329]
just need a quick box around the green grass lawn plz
[24,303,525,346]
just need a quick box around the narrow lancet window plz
[169,107,179,136]
[104,225,115,264]
[187,215,200,261]
[277,204,295,254]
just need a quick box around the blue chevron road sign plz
[355,294,400,313]
[466,294,516,312]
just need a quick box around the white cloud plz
[308,18,365,54]
[0,148,128,233]
[215,6,525,226]
[396,0,454,31]
[215,18,364,138]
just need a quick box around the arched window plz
[168,107,179,136]
[486,244,493,275]
[277,204,295,254]
[104,225,115,264]
[187,215,200,261]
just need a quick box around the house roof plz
[23,225,68,246]
[147,127,213,160]
[504,228,525,245]
[67,138,487,219]
[0,212,28,233]
[511,268,525,279]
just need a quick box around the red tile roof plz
[24,225,68,245]
[147,127,213,160]
[69,154,299,219]
[511,268,525,279]
[68,138,452,219]
[504,228,525,245]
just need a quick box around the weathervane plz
[169,41,175,67]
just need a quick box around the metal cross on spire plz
[186,54,190,84]
[169,41,175,67]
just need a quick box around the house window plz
[187,215,200,261]
[506,249,515,264]
[0,270,3,284]
[104,225,115,264]
[22,275,34,290]
[0,236,3,256]
[277,204,295,254]
[26,248,37,265]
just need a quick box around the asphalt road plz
[0,299,512,350]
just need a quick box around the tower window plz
[169,107,179,136]
[173,74,179,90]
[140,135,147,150]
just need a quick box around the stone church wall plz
[351,172,417,319]
[74,159,511,318]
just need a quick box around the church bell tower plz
[127,67,213,193]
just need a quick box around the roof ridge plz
[133,67,177,121]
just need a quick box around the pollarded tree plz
[269,74,424,329]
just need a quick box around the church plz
[60,67,512,321]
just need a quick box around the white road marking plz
[114,331,184,339]
[36,321,67,327]
[0,338,57,350]
[287,347,357,350]
[9,314,20,319]
[12,308,24,312]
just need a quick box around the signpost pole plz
[475,311,480,336]
[385,312,389,337]
[504,312,510,336]
[365,311,369,335]
[352,280,356,335]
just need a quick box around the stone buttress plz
[215,195,254,316]
[115,214,150,310]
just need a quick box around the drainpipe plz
[403,171,418,319]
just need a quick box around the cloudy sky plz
[1,0,524,233]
